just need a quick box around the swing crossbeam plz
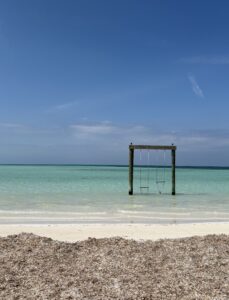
[130,145,176,150]
[128,144,176,195]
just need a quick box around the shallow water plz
[0,165,229,223]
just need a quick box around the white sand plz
[0,222,229,242]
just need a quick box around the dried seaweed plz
[0,233,228,299]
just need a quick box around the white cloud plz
[1,121,229,164]
[69,122,229,152]
[70,124,115,135]
[46,101,79,113]
[180,56,229,65]
[55,101,79,110]
[69,123,176,149]
[3,121,229,152]
[0,123,26,129]
[188,75,204,98]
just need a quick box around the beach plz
[0,232,228,299]
[1,222,228,298]
[0,222,229,241]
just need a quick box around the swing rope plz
[139,150,150,193]
[155,150,166,194]
[139,149,167,194]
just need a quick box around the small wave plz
[0,210,108,216]
[117,210,190,216]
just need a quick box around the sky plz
[0,0,229,165]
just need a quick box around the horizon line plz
[0,163,229,169]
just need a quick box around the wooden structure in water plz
[128,144,177,195]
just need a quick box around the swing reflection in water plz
[128,144,176,195]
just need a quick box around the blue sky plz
[1,0,229,165]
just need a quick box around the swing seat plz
[140,186,149,189]
[156,180,166,184]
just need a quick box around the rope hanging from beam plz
[155,150,166,194]
[139,150,150,193]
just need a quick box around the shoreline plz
[0,222,229,242]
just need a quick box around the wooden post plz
[129,144,134,195]
[171,149,176,195]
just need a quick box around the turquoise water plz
[0,165,229,223]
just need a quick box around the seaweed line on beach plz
[0,233,228,299]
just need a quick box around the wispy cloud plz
[0,123,26,129]
[70,124,115,135]
[55,101,79,110]
[69,122,229,152]
[46,101,79,113]
[188,75,204,98]
[69,122,175,148]
[180,56,229,65]
[2,120,229,164]
[4,121,229,152]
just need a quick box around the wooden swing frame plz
[128,143,177,195]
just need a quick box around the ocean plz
[0,165,229,224]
